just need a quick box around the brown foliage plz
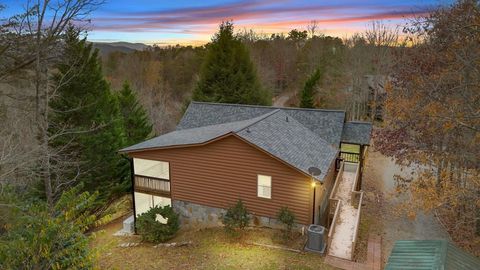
[377,0,480,254]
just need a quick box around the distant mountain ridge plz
[92,41,150,56]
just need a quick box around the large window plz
[133,158,169,180]
[134,192,171,217]
[257,175,272,199]
[133,158,172,217]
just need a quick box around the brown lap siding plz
[129,135,313,224]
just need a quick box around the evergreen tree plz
[300,68,323,108]
[117,81,153,146]
[193,21,270,105]
[49,26,129,203]
[0,185,105,269]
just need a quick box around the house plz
[386,240,480,270]
[119,102,372,229]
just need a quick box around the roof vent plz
[286,116,289,122]
[246,127,251,133]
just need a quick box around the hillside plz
[92,42,150,55]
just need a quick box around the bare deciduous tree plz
[0,0,103,206]
[343,21,399,121]
[307,20,319,38]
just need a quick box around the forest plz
[0,0,478,268]
[101,21,389,133]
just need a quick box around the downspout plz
[130,157,137,234]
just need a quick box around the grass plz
[92,220,336,270]
[340,143,360,154]
[340,143,361,163]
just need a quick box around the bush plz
[0,185,104,270]
[277,206,296,238]
[136,205,179,243]
[222,199,250,233]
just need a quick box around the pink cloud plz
[91,0,435,38]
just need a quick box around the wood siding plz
[129,135,333,225]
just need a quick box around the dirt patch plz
[353,166,385,263]
[354,149,450,265]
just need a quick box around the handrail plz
[134,175,171,192]
[327,199,342,250]
[362,146,369,160]
[329,161,344,200]
[328,200,341,238]
[339,150,360,155]
[351,163,361,192]
[350,191,364,260]
[339,152,360,163]
[350,163,361,204]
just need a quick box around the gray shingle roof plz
[121,109,338,180]
[341,122,373,145]
[236,110,338,179]
[178,102,346,146]
[120,111,276,152]
[121,102,372,181]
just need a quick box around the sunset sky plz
[2,0,451,45]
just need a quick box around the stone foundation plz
[173,200,225,227]
[172,200,306,231]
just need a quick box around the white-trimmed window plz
[257,175,272,199]
[134,192,171,217]
[133,158,169,180]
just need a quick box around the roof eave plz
[118,132,235,154]
[340,140,371,146]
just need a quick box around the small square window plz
[257,175,271,199]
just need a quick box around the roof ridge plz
[234,109,281,133]
[239,109,338,153]
[274,110,338,150]
[175,112,276,132]
[190,101,346,113]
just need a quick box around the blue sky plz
[1,0,452,45]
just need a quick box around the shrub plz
[277,206,296,238]
[136,205,179,243]
[0,185,104,270]
[222,199,250,233]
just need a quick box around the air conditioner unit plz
[305,224,327,254]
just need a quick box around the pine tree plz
[49,26,129,203]
[193,21,270,105]
[117,81,153,146]
[300,68,323,108]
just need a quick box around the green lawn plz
[93,220,335,270]
[340,143,360,153]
